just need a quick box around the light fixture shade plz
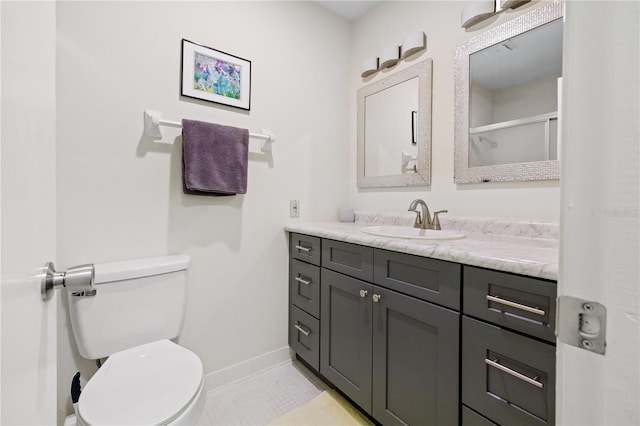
[461,0,495,28]
[379,46,400,69]
[401,32,426,59]
[361,57,379,77]
[500,0,530,10]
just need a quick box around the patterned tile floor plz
[197,360,329,425]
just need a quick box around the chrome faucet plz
[408,199,431,229]
[408,199,448,230]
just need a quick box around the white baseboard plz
[203,346,294,393]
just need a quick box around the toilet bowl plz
[67,255,205,425]
[76,340,205,426]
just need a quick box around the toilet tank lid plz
[94,255,190,284]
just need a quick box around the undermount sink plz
[361,225,465,240]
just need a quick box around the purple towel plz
[182,119,249,196]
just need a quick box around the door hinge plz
[556,296,607,355]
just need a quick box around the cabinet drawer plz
[290,233,321,266]
[374,250,461,309]
[290,305,320,371]
[322,239,373,282]
[462,406,497,426]
[462,317,555,426]
[463,266,557,343]
[290,259,320,318]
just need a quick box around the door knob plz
[372,294,382,302]
[41,262,94,301]
[359,289,368,298]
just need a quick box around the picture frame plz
[181,39,251,110]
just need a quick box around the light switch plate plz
[289,200,299,218]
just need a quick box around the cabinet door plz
[463,266,557,343]
[374,249,461,310]
[290,233,321,266]
[372,286,460,426]
[322,239,374,282]
[290,259,321,318]
[462,316,555,426]
[290,305,320,371]
[320,269,373,414]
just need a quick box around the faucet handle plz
[432,210,448,230]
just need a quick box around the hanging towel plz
[182,119,249,196]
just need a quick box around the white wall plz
[350,1,560,222]
[55,1,350,421]
[492,75,558,122]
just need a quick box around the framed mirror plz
[454,0,563,183]
[357,59,432,188]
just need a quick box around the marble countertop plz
[285,214,559,281]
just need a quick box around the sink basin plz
[361,225,465,240]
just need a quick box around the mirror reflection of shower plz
[468,18,562,168]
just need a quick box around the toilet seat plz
[77,339,203,426]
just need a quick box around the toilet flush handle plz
[41,262,95,301]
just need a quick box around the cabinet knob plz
[359,289,368,298]
[372,294,382,302]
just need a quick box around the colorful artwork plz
[181,39,251,110]
[193,53,241,100]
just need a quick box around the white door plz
[1,1,58,424]
[558,1,639,424]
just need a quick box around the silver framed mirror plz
[454,0,563,183]
[357,59,432,188]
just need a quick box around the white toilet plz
[67,255,205,426]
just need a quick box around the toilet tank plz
[68,255,190,360]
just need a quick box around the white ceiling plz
[313,1,379,21]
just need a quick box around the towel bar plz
[143,110,275,152]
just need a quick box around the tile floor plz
[197,360,329,425]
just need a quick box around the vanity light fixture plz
[499,0,531,11]
[361,56,379,77]
[379,46,401,69]
[401,32,426,59]
[462,0,532,28]
[461,0,495,28]
[360,31,427,79]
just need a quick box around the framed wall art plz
[181,39,251,110]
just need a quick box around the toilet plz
[67,255,205,425]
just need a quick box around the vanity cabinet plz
[288,234,322,370]
[462,266,557,426]
[289,234,461,425]
[288,232,556,426]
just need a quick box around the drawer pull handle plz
[295,245,311,253]
[294,321,311,337]
[485,358,544,389]
[295,276,311,286]
[486,295,545,316]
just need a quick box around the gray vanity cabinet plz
[372,285,459,426]
[289,234,322,371]
[288,232,555,426]
[320,268,373,411]
[462,266,557,426]
[319,243,461,425]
